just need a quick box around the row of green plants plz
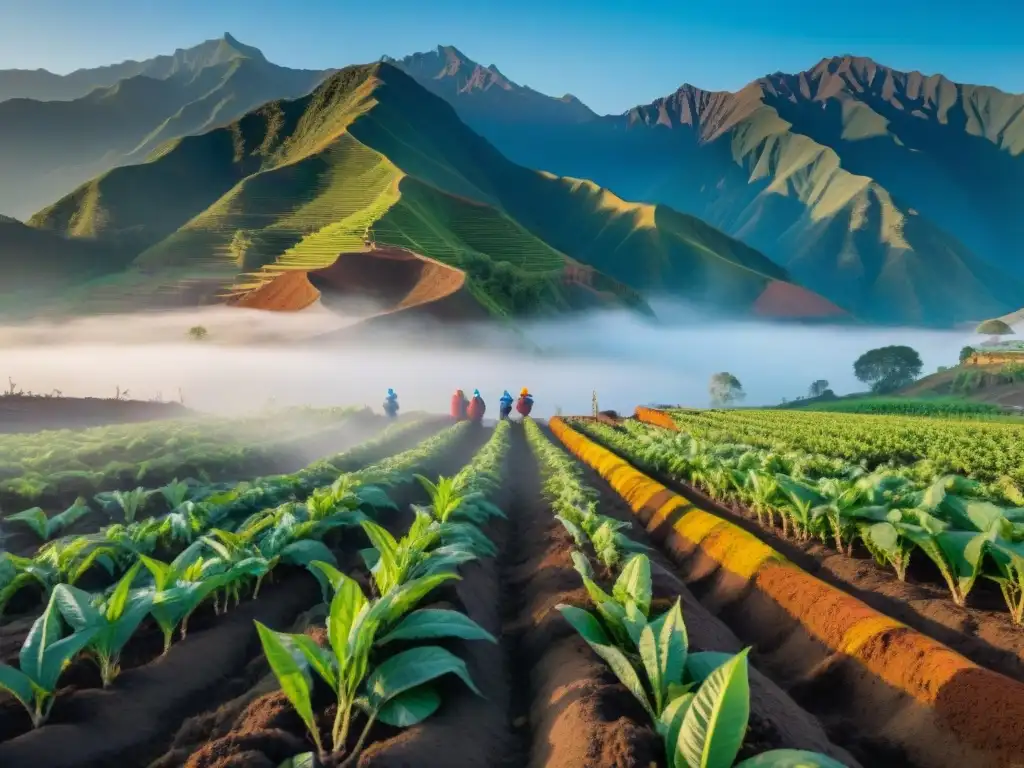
[664,407,1024,502]
[0,420,470,733]
[523,417,648,569]
[792,397,1011,419]
[0,417,450,620]
[0,406,371,509]
[576,419,1024,624]
[530,419,846,768]
[256,419,512,766]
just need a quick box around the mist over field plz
[0,303,977,417]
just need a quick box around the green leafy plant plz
[0,588,98,727]
[109,487,153,523]
[52,561,153,686]
[256,565,492,765]
[6,497,91,541]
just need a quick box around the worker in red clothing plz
[450,389,469,421]
[467,389,486,423]
[515,387,534,419]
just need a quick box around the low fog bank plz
[0,302,980,417]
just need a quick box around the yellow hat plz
[520,387,529,397]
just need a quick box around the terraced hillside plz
[393,48,1024,327]
[23,62,841,324]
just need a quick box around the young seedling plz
[109,487,153,524]
[258,563,492,765]
[52,562,153,686]
[0,588,98,727]
[6,497,92,541]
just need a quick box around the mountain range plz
[0,34,331,221]
[390,46,1024,327]
[0,35,1020,329]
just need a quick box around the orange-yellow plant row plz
[548,416,1024,768]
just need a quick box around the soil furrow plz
[509,423,661,768]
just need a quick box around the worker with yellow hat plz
[515,387,534,419]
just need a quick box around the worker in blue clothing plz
[383,388,399,418]
[498,390,514,420]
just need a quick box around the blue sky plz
[1,0,1020,114]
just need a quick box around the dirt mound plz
[0,395,189,434]
[752,280,849,319]
[232,247,481,325]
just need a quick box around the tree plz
[959,346,976,364]
[853,346,922,393]
[808,380,830,398]
[187,326,209,341]
[976,318,1014,345]
[709,372,744,407]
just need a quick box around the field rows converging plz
[1,406,1022,768]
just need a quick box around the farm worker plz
[450,389,468,421]
[516,387,534,419]
[383,388,399,418]
[467,389,486,423]
[498,390,514,420]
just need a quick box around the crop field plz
[1,405,1023,768]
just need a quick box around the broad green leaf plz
[733,749,852,768]
[308,559,346,603]
[363,645,480,714]
[106,561,143,621]
[556,604,611,645]
[290,633,339,692]
[356,485,397,512]
[559,606,655,720]
[38,626,99,692]
[370,573,460,629]
[279,540,336,568]
[685,651,737,684]
[377,609,497,645]
[52,584,102,630]
[613,554,652,617]
[20,593,65,681]
[254,622,322,754]
[0,664,34,708]
[678,648,751,768]
[659,692,695,768]
[375,685,443,727]
[642,599,687,712]
[328,573,368,661]
[7,507,49,539]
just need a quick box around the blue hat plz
[473,389,480,397]
[387,388,395,396]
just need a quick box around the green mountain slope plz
[392,48,1024,327]
[0,216,134,314]
[0,35,330,220]
[24,62,833,323]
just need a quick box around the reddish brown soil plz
[0,395,190,434]
[751,280,849,319]
[506,424,662,768]
[233,247,483,327]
